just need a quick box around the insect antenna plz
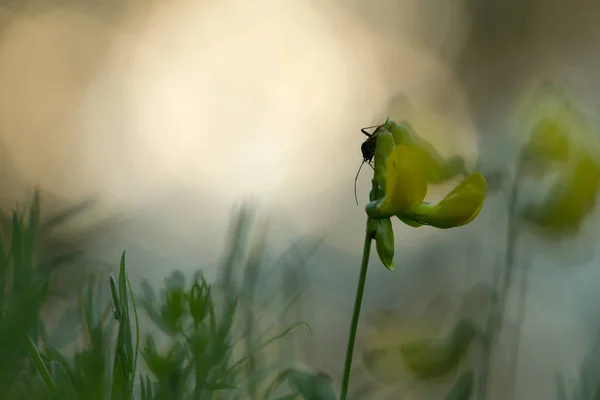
[354,159,367,205]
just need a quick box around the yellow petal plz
[522,118,571,163]
[398,319,476,380]
[406,172,487,229]
[515,81,599,164]
[513,81,600,237]
[413,146,467,184]
[523,151,600,234]
[387,118,468,184]
[380,145,428,216]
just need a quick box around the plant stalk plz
[477,172,520,400]
[340,232,372,400]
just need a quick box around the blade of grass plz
[126,270,140,399]
[110,251,140,400]
[26,334,57,395]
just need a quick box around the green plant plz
[341,118,487,400]
[36,252,138,400]
[0,189,105,397]
[2,191,340,400]
[138,262,315,399]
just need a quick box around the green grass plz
[0,189,336,400]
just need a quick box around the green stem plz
[340,232,372,400]
[477,170,520,400]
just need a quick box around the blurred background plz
[2,0,600,399]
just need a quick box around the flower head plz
[514,81,600,236]
[366,120,487,229]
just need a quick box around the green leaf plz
[160,286,186,333]
[139,373,154,400]
[111,251,140,400]
[374,218,395,271]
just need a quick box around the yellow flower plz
[514,81,600,235]
[366,121,487,229]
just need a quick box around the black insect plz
[354,124,383,205]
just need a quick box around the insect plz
[354,124,383,205]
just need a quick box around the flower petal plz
[404,172,487,229]
[380,145,429,216]
[513,81,600,237]
[388,119,467,183]
[373,127,396,192]
[515,81,598,165]
[414,148,468,184]
[522,118,571,163]
[384,119,415,147]
[522,151,600,235]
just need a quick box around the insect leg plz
[360,124,381,138]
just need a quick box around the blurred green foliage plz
[0,191,336,399]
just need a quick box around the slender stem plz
[340,232,373,400]
[477,171,520,400]
[506,254,531,400]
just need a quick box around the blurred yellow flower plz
[514,81,600,235]
[361,284,492,383]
